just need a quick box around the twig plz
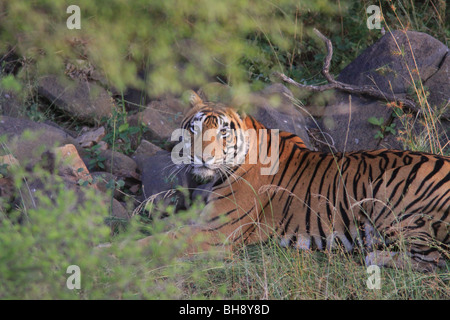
[274,28,447,121]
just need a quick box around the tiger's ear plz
[188,90,204,108]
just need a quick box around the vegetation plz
[0,0,448,299]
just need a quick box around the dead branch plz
[274,28,448,121]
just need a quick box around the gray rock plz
[128,103,181,143]
[423,52,450,117]
[132,139,164,171]
[199,82,233,104]
[90,171,122,199]
[248,84,312,149]
[0,115,79,166]
[0,90,22,117]
[133,139,163,157]
[147,98,187,117]
[108,198,130,222]
[338,30,449,97]
[76,126,106,148]
[320,31,449,152]
[321,96,403,152]
[99,149,140,180]
[140,151,198,213]
[38,75,116,124]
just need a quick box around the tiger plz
[140,90,450,272]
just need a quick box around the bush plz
[0,157,221,299]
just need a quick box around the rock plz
[198,82,233,103]
[0,154,18,207]
[76,126,106,148]
[54,144,93,185]
[91,171,122,199]
[0,90,22,117]
[338,30,449,99]
[54,145,131,227]
[140,151,198,213]
[321,96,403,152]
[258,83,301,116]
[108,198,129,222]
[147,98,187,118]
[0,115,79,167]
[128,102,181,144]
[0,177,15,207]
[10,144,98,215]
[0,153,19,167]
[96,140,108,151]
[0,142,130,228]
[320,30,449,152]
[38,75,116,124]
[133,139,163,157]
[98,149,140,180]
[247,84,312,149]
[423,52,450,117]
[132,139,164,171]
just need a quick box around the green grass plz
[189,243,449,299]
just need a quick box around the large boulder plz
[337,30,449,102]
[423,51,450,118]
[38,75,116,125]
[140,151,200,214]
[127,99,184,145]
[320,30,449,152]
[248,84,312,149]
[98,149,140,181]
[0,116,80,166]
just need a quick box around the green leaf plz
[106,179,115,190]
[116,179,125,188]
[386,124,396,134]
[374,131,384,139]
[0,75,22,93]
[368,117,384,126]
[118,123,129,133]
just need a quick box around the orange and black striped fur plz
[141,91,450,272]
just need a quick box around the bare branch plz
[313,28,334,83]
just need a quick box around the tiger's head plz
[176,91,249,182]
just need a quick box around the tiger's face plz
[179,91,248,181]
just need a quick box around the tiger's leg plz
[136,189,262,257]
[364,164,449,272]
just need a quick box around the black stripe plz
[337,202,353,247]
[425,171,450,199]
[208,206,255,231]
[415,159,444,195]
[304,155,328,234]
[207,208,237,223]
[386,167,401,188]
